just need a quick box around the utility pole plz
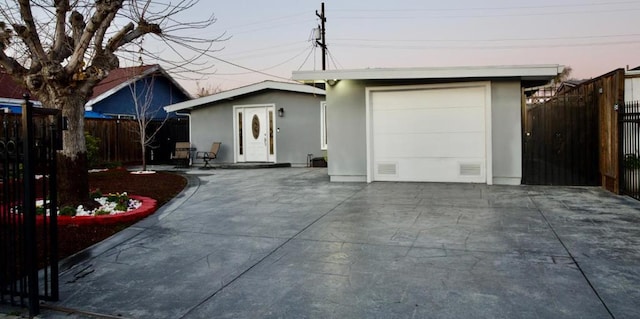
[316,2,327,70]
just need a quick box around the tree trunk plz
[55,96,92,208]
[141,141,147,171]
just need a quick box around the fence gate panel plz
[619,101,640,200]
[0,98,61,316]
[523,86,600,185]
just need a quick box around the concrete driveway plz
[40,168,640,318]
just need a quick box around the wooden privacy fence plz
[84,117,189,165]
[522,68,625,193]
[523,86,600,185]
[85,118,140,165]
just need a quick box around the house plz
[86,64,191,119]
[625,67,640,102]
[0,70,109,118]
[292,64,563,185]
[164,80,326,166]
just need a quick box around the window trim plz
[320,101,327,150]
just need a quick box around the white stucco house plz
[625,68,640,102]
[164,81,326,166]
[293,65,564,185]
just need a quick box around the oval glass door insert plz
[251,114,260,139]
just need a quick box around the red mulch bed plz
[56,168,187,260]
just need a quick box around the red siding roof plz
[0,72,28,99]
[90,65,157,99]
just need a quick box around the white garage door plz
[371,85,488,183]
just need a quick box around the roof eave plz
[164,80,325,113]
[292,64,564,83]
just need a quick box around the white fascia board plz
[626,70,640,77]
[164,80,325,113]
[0,97,43,106]
[85,65,162,107]
[292,64,564,82]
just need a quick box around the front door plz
[235,105,275,162]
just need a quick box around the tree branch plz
[65,0,124,75]
[106,20,160,53]
[16,0,48,65]
[51,0,70,61]
[0,49,27,77]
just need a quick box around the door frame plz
[364,82,493,184]
[233,104,277,163]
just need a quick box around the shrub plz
[624,153,640,169]
[60,206,76,216]
[85,133,101,168]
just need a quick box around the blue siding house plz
[86,64,191,119]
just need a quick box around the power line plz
[331,1,639,13]
[326,49,342,70]
[333,39,640,51]
[203,53,292,81]
[297,45,316,71]
[331,8,640,20]
[331,33,640,44]
[216,45,314,75]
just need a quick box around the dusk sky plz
[161,0,640,93]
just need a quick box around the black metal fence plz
[0,97,61,316]
[619,100,640,200]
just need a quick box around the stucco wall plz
[326,79,524,184]
[190,90,324,166]
[325,80,368,181]
[490,81,523,185]
[625,77,640,102]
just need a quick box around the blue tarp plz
[0,103,111,118]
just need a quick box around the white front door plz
[235,105,275,162]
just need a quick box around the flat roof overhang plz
[292,64,564,88]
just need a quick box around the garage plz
[368,83,491,183]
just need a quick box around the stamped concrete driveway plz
[46,168,639,318]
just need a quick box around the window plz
[238,112,243,155]
[269,110,274,155]
[320,101,327,150]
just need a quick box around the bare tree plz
[194,80,221,97]
[126,70,168,173]
[0,0,223,207]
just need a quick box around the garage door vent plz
[459,163,481,176]
[377,163,397,175]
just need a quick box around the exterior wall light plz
[278,107,284,117]
[326,79,339,86]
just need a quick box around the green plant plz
[85,132,101,168]
[90,189,103,199]
[105,161,122,169]
[95,209,111,216]
[624,153,640,169]
[60,206,76,216]
[107,192,130,211]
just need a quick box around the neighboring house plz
[164,80,326,166]
[0,70,109,118]
[555,79,587,95]
[625,67,640,102]
[293,64,563,185]
[86,64,191,119]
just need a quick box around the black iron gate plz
[619,101,640,200]
[522,86,600,185]
[0,96,61,316]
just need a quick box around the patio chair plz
[196,142,221,169]
[172,141,192,167]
